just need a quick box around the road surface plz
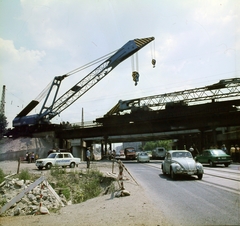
[123,160,240,226]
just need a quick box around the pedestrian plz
[27,152,31,163]
[235,145,240,163]
[230,145,236,162]
[86,148,91,168]
[108,149,112,160]
[189,146,194,157]
[31,152,35,163]
[221,144,228,154]
[26,152,29,162]
[112,150,116,160]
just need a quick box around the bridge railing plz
[67,121,102,129]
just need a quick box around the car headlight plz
[196,164,202,170]
[176,165,183,171]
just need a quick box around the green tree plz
[143,140,172,151]
[0,114,8,138]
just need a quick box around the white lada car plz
[36,152,81,170]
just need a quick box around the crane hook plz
[152,59,156,68]
[132,71,139,86]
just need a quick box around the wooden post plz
[112,160,114,173]
[17,157,21,174]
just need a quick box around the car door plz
[55,153,64,166]
[64,153,72,166]
[164,152,172,174]
[200,151,209,163]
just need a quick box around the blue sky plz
[1,0,239,127]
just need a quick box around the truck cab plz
[152,147,167,159]
[124,147,136,160]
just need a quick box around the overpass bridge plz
[55,78,240,154]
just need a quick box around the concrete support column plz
[104,136,108,156]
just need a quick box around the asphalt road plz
[123,160,240,226]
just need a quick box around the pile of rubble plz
[0,176,67,216]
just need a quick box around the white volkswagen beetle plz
[162,150,203,180]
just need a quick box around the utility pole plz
[0,85,6,138]
[0,85,6,115]
[81,107,84,127]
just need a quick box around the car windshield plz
[127,149,135,152]
[210,149,226,155]
[172,152,192,158]
[47,153,57,158]
[140,152,148,156]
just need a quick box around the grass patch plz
[18,169,31,183]
[0,168,5,184]
[16,168,38,183]
[49,168,113,204]
[50,166,67,177]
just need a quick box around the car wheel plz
[70,162,75,168]
[170,168,176,180]
[45,163,52,170]
[224,163,229,167]
[162,165,166,174]
[197,174,203,180]
[38,166,43,170]
[209,161,215,167]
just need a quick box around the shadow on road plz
[158,173,199,181]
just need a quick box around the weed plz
[18,169,31,183]
[50,166,66,177]
[0,168,5,184]
[49,167,112,204]
[61,188,71,200]
[0,197,7,207]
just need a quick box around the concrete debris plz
[0,178,67,216]
[115,189,130,197]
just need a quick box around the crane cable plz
[131,52,140,86]
[34,49,118,102]
[151,40,156,68]
[65,50,118,77]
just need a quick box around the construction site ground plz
[0,160,169,226]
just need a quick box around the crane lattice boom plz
[13,37,154,127]
[106,78,240,116]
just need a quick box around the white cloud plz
[0,38,45,65]
[1,0,239,126]
[0,38,47,123]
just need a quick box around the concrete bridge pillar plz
[70,139,85,161]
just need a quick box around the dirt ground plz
[0,160,169,226]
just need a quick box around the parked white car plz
[162,150,204,180]
[136,152,150,163]
[36,152,81,170]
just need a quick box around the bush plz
[50,166,66,178]
[49,168,110,204]
[0,168,5,184]
[18,168,31,182]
